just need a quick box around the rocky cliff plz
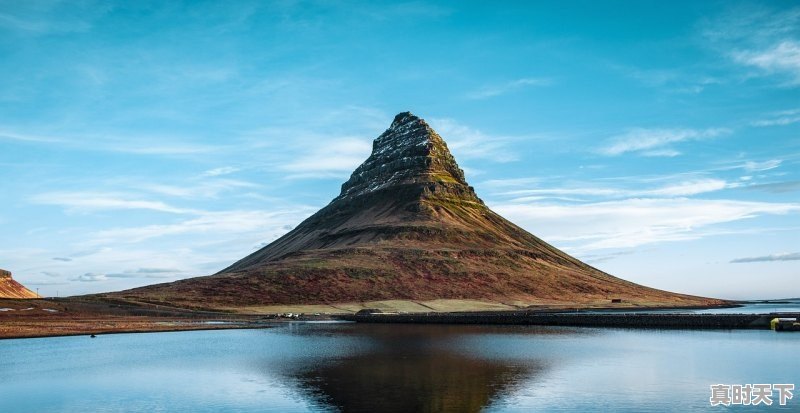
[0,269,38,299]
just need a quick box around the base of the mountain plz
[1,296,737,339]
[91,292,728,314]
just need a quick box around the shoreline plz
[3,300,791,340]
[0,322,276,341]
[519,302,742,314]
[339,311,799,329]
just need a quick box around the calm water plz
[574,301,800,315]
[695,302,800,314]
[1,322,797,412]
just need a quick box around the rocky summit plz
[110,112,722,311]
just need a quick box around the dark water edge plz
[342,312,798,329]
[1,322,798,412]
[341,302,800,329]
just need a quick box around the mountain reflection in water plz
[261,324,569,412]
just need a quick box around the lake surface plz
[1,322,797,412]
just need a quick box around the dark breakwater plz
[340,311,800,329]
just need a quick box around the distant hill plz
[0,269,38,299]
[108,112,723,311]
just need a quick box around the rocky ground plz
[0,298,274,339]
[1,296,743,340]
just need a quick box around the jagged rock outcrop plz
[335,111,480,203]
[0,269,38,299]
[111,112,722,309]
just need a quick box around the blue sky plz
[1,0,798,299]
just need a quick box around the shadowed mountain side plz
[106,112,724,310]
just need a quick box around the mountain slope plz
[0,269,38,299]
[110,112,722,310]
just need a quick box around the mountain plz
[109,112,722,311]
[0,269,38,299]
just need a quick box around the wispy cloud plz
[428,118,520,163]
[704,5,800,86]
[30,192,199,214]
[647,179,730,197]
[466,77,552,99]
[481,177,542,188]
[497,178,732,202]
[493,198,800,252]
[734,41,800,85]
[731,252,800,263]
[88,208,314,245]
[139,179,258,199]
[281,137,371,178]
[106,267,182,279]
[577,251,634,264]
[751,109,800,126]
[136,267,181,273]
[72,273,107,282]
[745,180,800,193]
[600,127,731,156]
[200,166,240,177]
[0,129,62,143]
[613,64,722,94]
[0,1,110,35]
[743,159,782,172]
[0,128,224,156]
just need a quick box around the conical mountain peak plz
[114,111,720,311]
[336,112,476,203]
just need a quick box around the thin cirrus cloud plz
[611,63,722,94]
[8,207,316,288]
[466,77,553,99]
[200,166,240,177]
[0,128,223,156]
[731,252,800,263]
[280,137,372,178]
[0,1,111,34]
[751,109,800,126]
[0,129,61,143]
[493,198,800,252]
[86,208,315,245]
[71,273,107,282]
[139,179,259,199]
[494,178,732,201]
[12,245,239,287]
[428,118,520,163]
[733,40,800,85]
[745,180,800,193]
[105,268,182,279]
[600,127,732,156]
[704,5,800,86]
[29,192,199,214]
[742,159,782,172]
[644,179,730,197]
